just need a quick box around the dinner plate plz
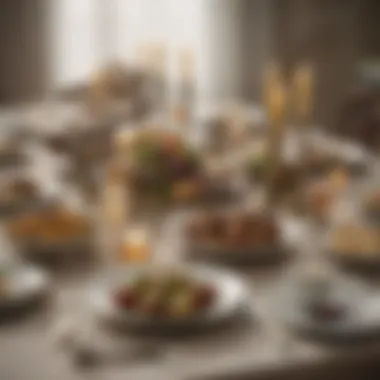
[88,264,248,332]
[6,202,94,266]
[276,278,380,341]
[0,264,50,311]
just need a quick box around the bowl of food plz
[88,264,247,332]
[277,273,370,340]
[246,153,270,183]
[0,139,25,168]
[305,144,367,178]
[295,180,338,221]
[364,189,380,224]
[186,210,287,266]
[7,206,93,265]
[304,147,341,177]
[43,132,75,155]
[245,152,302,194]
[126,130,231,205]
[0,177,45,217]
[327,223,380,269]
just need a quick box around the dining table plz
[1,102,380,380]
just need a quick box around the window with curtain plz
[50,0,204,89]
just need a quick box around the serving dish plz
[88,264,248,332]
[7,205,94,265]
[326,223,380,270]
[122,129,234,205]
[276,274,380,340]
[186,210,289,266]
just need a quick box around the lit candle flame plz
[114,129,136,154]
[121,228,150,262]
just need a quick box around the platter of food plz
[6,205,93,265]
[125,129,234,206]
[186,210,289,266]
[88,264,248,332]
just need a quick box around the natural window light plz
[50,0,204,88]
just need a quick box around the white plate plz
[0,265,50,310]
[88,264,248,332]
[276,278,380,340]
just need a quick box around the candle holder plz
[289,63,316,211]
[118,226,152,263]
[263,65,287,206]
[172,48,196,129]
[137,43,169,113]
[87,67,111,118]
[292,63,314,127]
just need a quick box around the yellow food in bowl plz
[8,207,90,245]
[366,191,380,212]
[171,180,202,202]
[330,225,380,257]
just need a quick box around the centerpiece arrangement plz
[126,129,229,205]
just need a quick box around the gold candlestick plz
[88,67,111,116]
[293,63,314,126]
[138,43,166,76]
[263,63,282,115]
[113,129,136,158]
[263,64,287,204]
[100,158,126,265]
[292,63,314,184]
[173,48,196,126]
[138,43,168,111]
[179,47,195,84]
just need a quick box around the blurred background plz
[0,0,379,128]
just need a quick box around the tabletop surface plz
[0,105,380,380]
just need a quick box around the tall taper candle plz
[293,63,314,125]
[263,65,287,204]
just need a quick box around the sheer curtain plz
[50,0,204,87]
[50,0,102,88]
